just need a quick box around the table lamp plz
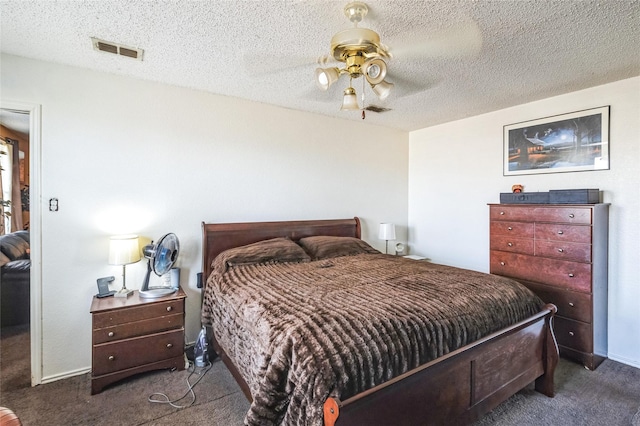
[378,223,396,254]
[109,235,141,298]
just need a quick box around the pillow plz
[0,251,10,267]
[212,237,311,273]
[298,236,379,260]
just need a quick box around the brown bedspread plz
[202,253,543,426]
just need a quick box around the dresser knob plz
[500,211,505,215]
[558,248,564,253]
[108,355,115,361]
[569,331,575,337]
[507,242,513,247]
[108,331,114,337]
[569,302,575,307]
[557,230,564,235]
[507,227,513,231]
[568,273,575,278]
[569,214,575,218]
[166,343,173,349]
[500,262,505,266]
[166,306,173,312]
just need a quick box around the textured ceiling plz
[1,0,639,132]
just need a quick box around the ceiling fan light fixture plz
[371,80,394,100]
[340,87,360,111]
[315,67,341,90]
[363,58,387,85]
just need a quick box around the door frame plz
[1,100,42,386]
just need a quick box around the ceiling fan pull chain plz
[361,75,366,120]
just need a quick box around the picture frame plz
[504,106,609,176]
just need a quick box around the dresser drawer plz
[490,221,534,238]
[490,235,534,255]
[535,240,592,263]
[490,205,592,224]
[553,317,593,353]
[92,329,184,376]
[519,281,592,323]
[490,251,592,293]
[93,313,183,344]
[535,223,591,244]
[93,299,184,329]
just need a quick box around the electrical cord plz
[147,360,213,409]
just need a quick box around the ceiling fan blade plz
[242,52,318,78]
[388,20,483,60]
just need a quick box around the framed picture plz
[504,106,609,176]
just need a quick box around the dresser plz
[90,288,186,394]
[489,204,609,370]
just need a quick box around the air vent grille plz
[365,105,391,113]
[91,37,144,61]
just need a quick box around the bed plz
[201,217,558,425]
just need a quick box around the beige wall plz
[1,54,409,381]
[408,76,640,367]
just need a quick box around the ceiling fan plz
[314,2,483,117]
[314,1,393,116]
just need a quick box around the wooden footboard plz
[323,304,558,426]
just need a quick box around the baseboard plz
[608,352,640,369]
[41,367,91,385]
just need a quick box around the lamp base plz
[114,288,134,298]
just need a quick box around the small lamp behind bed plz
[378,223,396,254]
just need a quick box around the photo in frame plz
[504,106,609,176]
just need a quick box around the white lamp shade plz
[371,80,394,100]
[108,235,141,265]
[315,67,340,91]
[378,223,396,240]
[340,87,360,111]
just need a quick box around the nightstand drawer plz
[490,251,592,292]
[490,235,534,254]
[92,329,184,376]
[535,240,591,263]
[93,313,183,344]
[554,317,592,353]
[535,223,591,243]
[93,299,184,328]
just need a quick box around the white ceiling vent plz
[91,37,144,61]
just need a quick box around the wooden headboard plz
[201,217,361,282]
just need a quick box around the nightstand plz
[90,288,186,394]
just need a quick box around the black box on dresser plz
[549,189,600,204]
[499,192,550,204]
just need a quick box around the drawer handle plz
[558,248,564,253]
[166,343,173,349]
[557,230,564,235]
[108,331,114,337]
[568,273,575,278]
[569,331,575,337]
[108,355,115,361]
[569,214,575,218]
[507,227,513,231]
[507,242,513,247]
[166,306,173,312]
[500,261,505,266]
[500,211,505,215]
[568,302,575,307]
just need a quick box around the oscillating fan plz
[139,233,180,299]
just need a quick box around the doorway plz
[0,102,42,387]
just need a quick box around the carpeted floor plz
[2,326,640,425]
